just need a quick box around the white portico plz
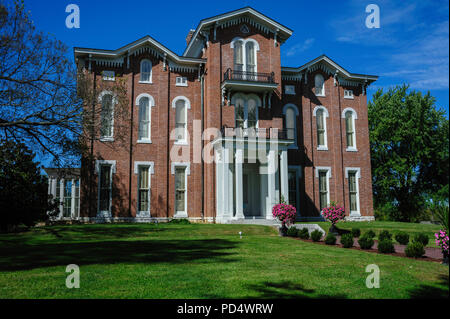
[213,129,292,223]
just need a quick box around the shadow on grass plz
[0,238,239,271]
[408,274,449,298]
[244,281,347,299]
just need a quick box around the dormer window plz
[140,59,152,83]
[176,77,188,87]
[344,89,354,99]
[315,74,325,96]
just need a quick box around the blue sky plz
[23,0,449,114]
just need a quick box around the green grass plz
[0,223,448,298]
[304,221,442,247]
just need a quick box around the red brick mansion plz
[46,7,377,223]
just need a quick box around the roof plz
[183,6,293,57]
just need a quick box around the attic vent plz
[240,24,250,34]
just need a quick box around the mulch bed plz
[291,236,444,263]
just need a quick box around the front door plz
[243,164,261,217]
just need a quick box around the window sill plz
[173,212,188,218]
[346,147,358,152]
[102,78,115,82]
[344,96,354,99]
[175,84,188,87]
[139,81,153,84]
[137,211,151,217]
[317,146,328,151]
[137,139,152,144]
[315,94,326,97]
[100,137,114,142]
[174,141,188,146]
[349,212,361,217]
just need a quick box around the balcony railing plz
[223,68,275,83]
[220,126,294,140]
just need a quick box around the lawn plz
[0,223,448,298]
[304,221,443,247]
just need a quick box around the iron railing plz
[223,68,275,83]
[220,126,294,140]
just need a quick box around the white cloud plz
[285,38,315,57]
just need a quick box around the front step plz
[227,218,281,226]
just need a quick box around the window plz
[283,104,299,148]
[234,40,244,72]
[232,94,260,134]
[316,109,326,148]
[235,97,245,129]
[176,77,188,87]
[100,93,114,139]
[175,167,186,215]
[138,166,150,213]
[285,85,295,95]
[342,108,357,151]
[344,89,354,99]
[231,38,259,77]
[138,97,150,141]
[316,168,330,211]
[247,98,257,129]
[99,165,112,213]
[175,99,187,143]
[245,41,256,75]
[140,59,152,83]
[74,180,80,217]
[63,180,72,217]
[346,168,360,215]
[102,70,115,81]
[288,171,297,209]
[315,74,325,96]
[55,179,61,214]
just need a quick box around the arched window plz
[140,59,152,83]
[315,74,325,96]
[234,40,244,72]
[231,38,259,77]
[175,100,186,142]
[232,93,260,133]
[342,108,357,151]
[245,41,256,74]
[136,94,154,142]
[313,106,328,150]
[100,92,114,139]
[283,104,299,148]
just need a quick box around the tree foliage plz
[368,84,449,221]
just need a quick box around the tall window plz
[234,40,244,72]
[175,167,186,214]
[55,179,61,214]
[74,180,80,217]
[315,74,325,96]
[288,171,297,209]
[138,166,150,213]
[99,165,112,213]
[63,180,72,217]
[348,171,358,213]
[100,93,114,138]
[247,98,257,129]
[345,110,356,150]
[140,59,152,83]
[138,97,150,141]
[245,41,256,76]
[316,109,326,148]
[175,99,187,143]
[232,38,258,76]
[233,94,259,132]
[318,170,329,210]
[235,97,245,129]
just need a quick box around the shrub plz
[298,228,310,239]
[321,202,345,225]
[272,203,297,228]
[378,239,395,253]
[395,232,410,245]
[358,235,374,249]
[405,242,425,258]
[365,230,376,238]
[351,228,361,238]
[435,229,449,258]
[325,233,337,245]
[311,229,322,242]
[341,233,354,248]
[287,226,298,237]
[413,233,429,246]
[378,230,392,241]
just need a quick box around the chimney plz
[186,29,195,45]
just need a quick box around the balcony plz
[220,126,294,141]
[221,68,278,94]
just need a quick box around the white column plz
[59,178,64,218]
[215,149,223,219]
[280,149,289,203]
[71,179,76,218]
[235,147,244,219]
[222,148,232,219]
[266,150,277,219]
[51,178,57,198]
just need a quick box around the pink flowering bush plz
[272,203,296,227]
[321,202,345,225]
[435,229,449,257]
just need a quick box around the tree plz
[368,84,449,221]
[0,140,57,232]
[0,0,128,168]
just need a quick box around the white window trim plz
[136,93,155,143]
[313,105,329,150]
[231,93,261,130]
[342,107,358,152]
[285,85,296,95]
[171,162,190,218]
[175,76,188,87]
[134,161,155,217]
[288,165,302,216]
[345,167,361,216]
[98,91,117,142]
[314,74,325,97]
[315,166,331,209]
[102,70,115,81]
[230,37,260,74]
[344,89,354,99]
[172,96,191,145]
[282,103,299,149]
[95,160,116,217]
[139,59,153,84]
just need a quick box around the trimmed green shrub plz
[395,232,410,245]
[287,226,298,237]
[365,230,376,238]
[325,233,337,245]
[311,229,322,242]
[405,241,425,258]
[169,218,190,224]
[378,239,395,253]
[378,230,392,241]
[358,235,374,249]
[298,228,310,239]
[341,233,354,248]
[351,228,361,238]
[413,233,429,246]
